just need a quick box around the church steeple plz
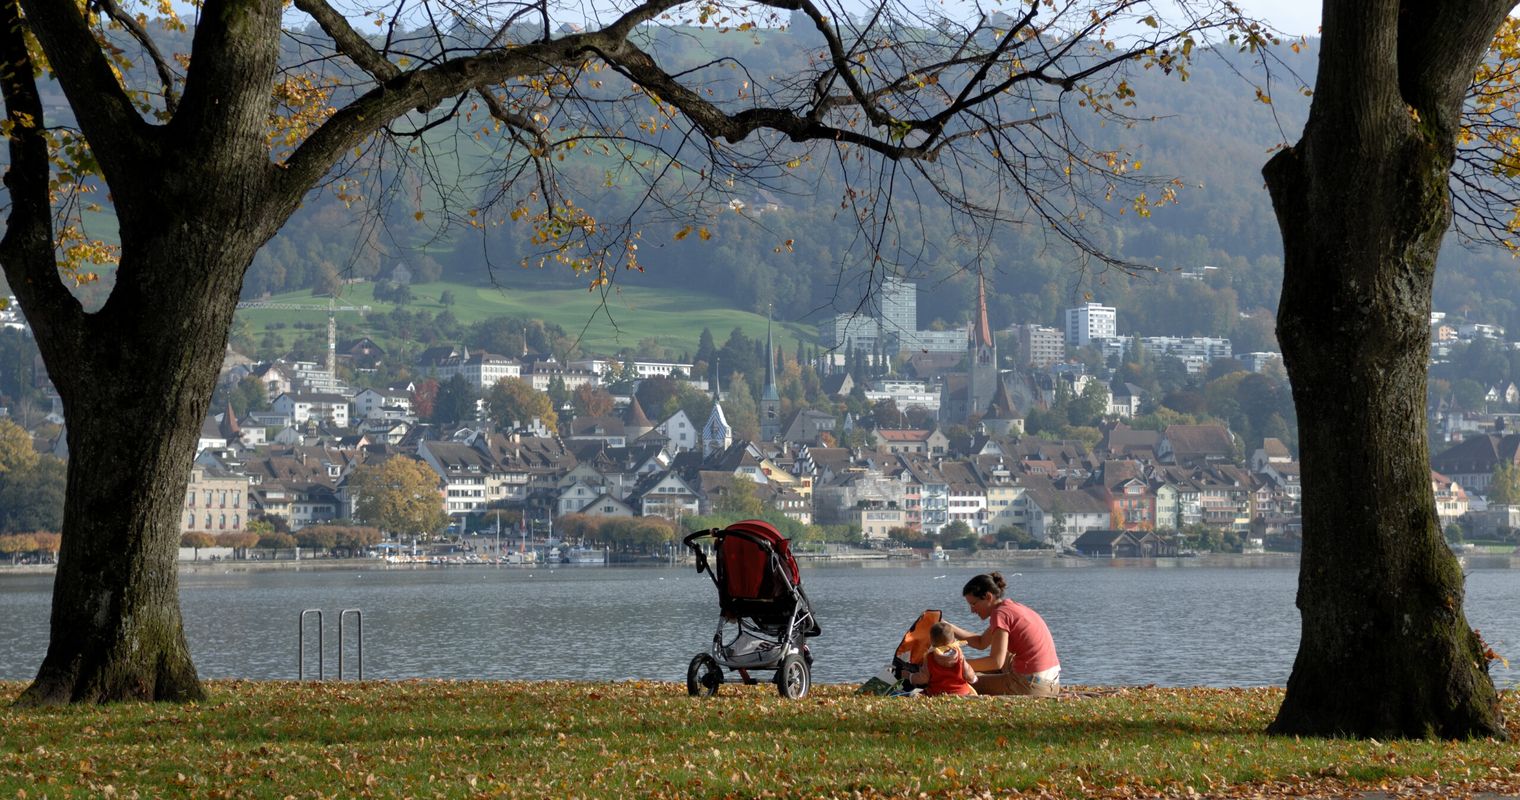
[971,273,994,349]
[761,306,781,442]
[965,271,999,423]
[704,354,731,456]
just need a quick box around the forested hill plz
[33,24,1520,346]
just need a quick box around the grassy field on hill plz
[3,681,1518,798]
[237,280,819,357]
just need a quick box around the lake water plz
[4,563,1520,688]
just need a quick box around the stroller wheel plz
[775,653,810,699]
[687,653,722,697]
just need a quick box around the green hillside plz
[48,30,1520,343]
[237,280,816,357]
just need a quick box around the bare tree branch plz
[293,0,402,82]
[91,0,181,115]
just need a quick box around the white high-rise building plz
[1064,302,1117,348]
[879,277,917,347]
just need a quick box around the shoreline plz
[4,550,1517,577]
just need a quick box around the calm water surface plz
[4,564,1520,687]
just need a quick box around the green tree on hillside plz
[1452,379,1487,412]
[0,456,65,534]
[715,476,765,518]
[227,376,269,417]
[1488,463,1520,506]
[695,328,717,369]
[546,376,570,411]
[721,374,760,441]
[1069,379,1110,427]
[432,375,478,427]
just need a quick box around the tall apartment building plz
[1016,324,1065,367]
[821,277,915,353]
[1063,302,1117,348]
[879,277,917,347]
[822,312,880,351]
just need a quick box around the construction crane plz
[235,297,372,375]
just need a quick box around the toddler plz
[910,621,977,696]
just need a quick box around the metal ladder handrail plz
[298,609,324,681]
[339,608,363,680]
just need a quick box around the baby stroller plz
[682,520,822,698]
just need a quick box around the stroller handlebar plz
[682,528,721,574]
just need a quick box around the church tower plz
[704,357,732,457]
[965,273,999,422]
[760,307,781,442]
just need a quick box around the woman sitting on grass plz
[907,621,977,696]
[945,572,1060,697]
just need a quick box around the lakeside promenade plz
[0,549,1313,576]
[9,549,1520,576]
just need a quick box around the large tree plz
[487,377,559,432]
[1263,1,1515,738]
[348,457,449,539]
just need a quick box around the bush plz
[181,531,216,550]
[257,532,297,549]
[294,527,338,550]
[217,531,259,550]
[335,526,381,551]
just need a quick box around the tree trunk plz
[1263,5,1505,736]
[15,228,255,706]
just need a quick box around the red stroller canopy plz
[717,519,801,600]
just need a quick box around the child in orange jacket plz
[909,621,977,696]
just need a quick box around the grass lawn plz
[238,281,818,356]
[3,682,1519,798]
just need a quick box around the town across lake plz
[5,562,1520,688]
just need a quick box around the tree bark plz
[1,0,291,705]
[1263,0,1508,739]
[15,225,261,706]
